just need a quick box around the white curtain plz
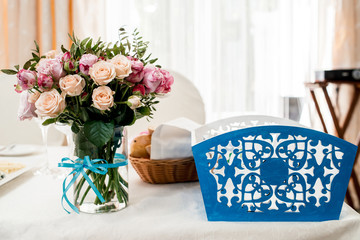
[102,0,319,122]
[0,0,321,123]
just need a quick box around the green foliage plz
[1,69,17,75]
[42,118,57,126]
[21,40,44,71]
[113,105,135,126]
[71,121,80,134]
[3,28,167,138]
[84,121,115,147]
[73,127,99,159]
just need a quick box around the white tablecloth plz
[1,146,360,240]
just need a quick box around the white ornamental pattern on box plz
[205,133,342,212]
[201,120,278,141]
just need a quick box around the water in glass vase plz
[72,126,128,213]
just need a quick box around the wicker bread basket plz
[129,156,198,184]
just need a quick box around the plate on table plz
[0,163,31,186]
[0,145,39,157]
[0,145,43,186]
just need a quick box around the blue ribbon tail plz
[58,155,129,214]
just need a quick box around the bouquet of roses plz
[2,27,173,134]
[1,28,174,213]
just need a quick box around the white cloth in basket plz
[151,118,200,160]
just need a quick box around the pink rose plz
[157,69,174,94]
[59,74,86,96]
[37,73,54,91]
[36,58,65,81]
[18,91,37,121]
[92,86,114,111]
[127,59,144,83]
[35,89,66,118]
[142,66,165,93]
[132,85,146,96]
[17,69,36,91]
[79,54,98,75]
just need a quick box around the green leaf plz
[75,47,81,58]
[34,41,40,53]
[144,53,152,61]
[14,65,19,71]
[42,118,57,126]
[84,120,114,147]
[114,105,135,126]
[23,60,32,69]
[149,58,158,64]
[126,39,131,52]
[73,128,99,159]
[68,33,74,42]
[32,53,40,60]
[70,43,76,56]
[92,39,102,51]
[71,122,80,134]
[137,106,151,116]
[1,69,18,75]
[79,107,90,123]
[86,39,93,49]
[61,45,68,53]
[30,62,37,70]
[80,37,90,47]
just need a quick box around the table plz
[1,146,360,240]
[305,81,360,208]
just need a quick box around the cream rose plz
[35,89,66,118]
[59,74,86,96]
[92,86,114,111]
[110,55,132,79]
[89,61,116,85]
[45,50,57,59]
[28,90,41,103]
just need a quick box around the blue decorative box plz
[192,116,357,221]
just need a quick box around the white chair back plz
[127,70,206,139]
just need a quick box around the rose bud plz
[132,85,146,96]
[37,73,54,91]
[127,95,141,110]
[62,52,71,62]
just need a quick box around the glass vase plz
[72,126,128,213]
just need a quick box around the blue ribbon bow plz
[58,154,128,214]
